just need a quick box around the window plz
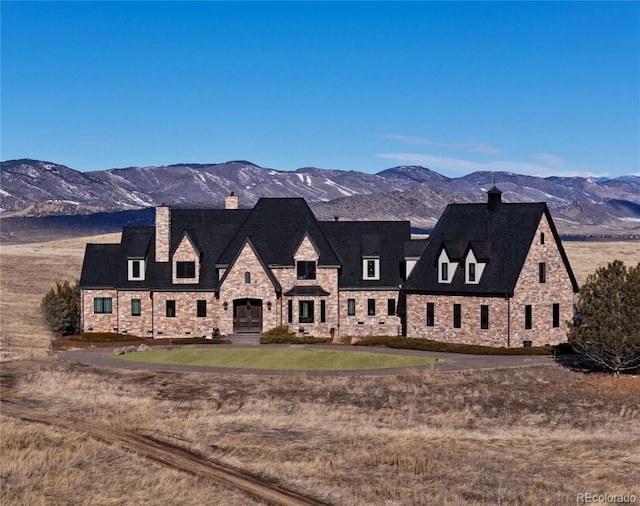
[387,298,396,316]
[176,261,196,278]
[468,263,476,282]
[244,271,251,284]
[299,301,314,323]
[347,298,356,316]
[197,300,207,318]
[166,300,176,317]
[320,300,326,323]
[552,303,560,328]
[525,305,532,330]
[539,262,546,283]
[94,297,112,314]
[426,302,435,327]
[367,299,376,316]
[131,299,141,317]
[441,262,449,282]
[128,259,145,281]
[480,305,489,330]
[540,232,545,245]
[287,300,293,323]
[297,261,316,280]
[453,304,461,328]
[362,258,380,280]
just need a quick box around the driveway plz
[58,344,556,376]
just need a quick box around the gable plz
[404,201,554,296]
[218,239,281,293]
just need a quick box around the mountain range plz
[2,158,640,242]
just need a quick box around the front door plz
[233,299,262,332]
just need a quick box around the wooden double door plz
[233,298,262,332]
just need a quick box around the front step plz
[227,333,261,346]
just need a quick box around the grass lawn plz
[111,347,441,371]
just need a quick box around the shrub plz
[70,332,143,343]
[260,326,331,345]
[353,336,555,355]
[41,280,80,336]
[569,260,640,374]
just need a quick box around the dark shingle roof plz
[218,198,341,267]
[321,220,411,289]
[403,200,578,296]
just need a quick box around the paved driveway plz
[58,344,556,376]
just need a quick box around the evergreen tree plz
[569,260,640,374]
[41,280,81,336]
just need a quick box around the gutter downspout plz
[506,293,511,348]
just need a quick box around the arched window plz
[540,232,545,245]
[244,271,251,284]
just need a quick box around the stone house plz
[80,196,412,340]
[402,186,579,347]
[80,188,578,347]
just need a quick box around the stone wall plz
[82,289,119,333]
[339,290,403,338]
[405,214,576,347]
[152,291,218,339]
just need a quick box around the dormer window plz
[297,261,316,280]
[128,259,145,281]
[468,262,476,282]
[176,261,196,278]
[464,249,485,285]
[363,257,380,280]
[441,262,449,281]
[438,250,457,284]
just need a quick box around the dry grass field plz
[1,234,640,505]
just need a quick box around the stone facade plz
[405,214,575,347]
[339,290,403,338]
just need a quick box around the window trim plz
[296,261,317,280]
[552,303,560,328]
[480,305,489,330]
[176,261,196,279]
[426,302,435,327]
[94,297,112,314]
[367,298,376,316]
[362,257,380,280]
[387,298,396,316]
[128,259,145,281]
[453,303,461,328]
[539,262,546,283]
[131,298,141,317]
[525,305,533,330]
[347,298,356,316]
[299,300,314,323]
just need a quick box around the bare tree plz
[569,260,640,374]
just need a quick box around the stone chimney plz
[487,186,502,212]
[155,204,171,262]
[224,192,239,210]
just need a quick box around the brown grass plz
[1,234,640,504]
[2,361,639,505]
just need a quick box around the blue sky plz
[2,1,638,178]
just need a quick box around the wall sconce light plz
[267,301,272,311]
[223,301,228,311]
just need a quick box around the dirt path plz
[1,397,331,506]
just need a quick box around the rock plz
[137,344,152,352]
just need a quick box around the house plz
[402,186,579,347]
[80,196,412,340]
[79,188,578,347]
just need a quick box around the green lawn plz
[111,347,441,371]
